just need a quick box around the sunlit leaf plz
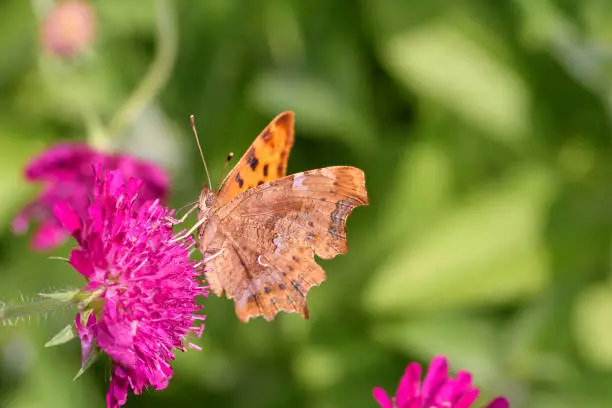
[573,283,612,369]
[376,138,453,247]
[0,132,45,231]
[372,314,504,386]
[250,72,375,150]
[44,324,77,348]
[293,347,344,390]
[73,345,101,381]
[365,165,557,313]
[7,347,99,408]
[383,22,530,144]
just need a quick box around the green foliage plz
[1,0,612,407]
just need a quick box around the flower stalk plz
[0,290,79,326]
[105,0,178,141]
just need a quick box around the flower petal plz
[31,220,69,250]
[24,143,94,181]
[395,362,422,404]
[373,387,393,408]
[60,168,204,407]
[107,366,129,408]
[452,388,479,408]
[96,299,136,368]
[70,249,94,278]
[438,370,473,403]
[53,202,82,238]
[12,214,29,234]
[485,397,510,408]
[75,312,97,367]
[372,356,511,408]
[15,143,169,251]
[421,355,448,400]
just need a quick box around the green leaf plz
[513,0,569,48]
[7,344,100,408]
[503,297,578,385]
[250,72,375,151]
[96,0,156,37]
[292,347,344,390]
[573,283,612,369]
[382,22,530,144]
[364,165,557,314]
[372,314,504,385]
[376,138,453,247]
[0,132,45,229]
[74,345,101,381]
[45,324,77,348]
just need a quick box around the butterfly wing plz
[200,166,368,322]
[214,111,295,206]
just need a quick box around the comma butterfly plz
[195,111,368,322]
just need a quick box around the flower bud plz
[40,0,96,57]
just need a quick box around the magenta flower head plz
[14,143,169,251]
[53,168,207,408]
[373,356,509,408]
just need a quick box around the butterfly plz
[196,111,368,322]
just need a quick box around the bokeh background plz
[1,0,612,407]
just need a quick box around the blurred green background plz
[1,0,612,407]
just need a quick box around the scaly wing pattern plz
[214,111,295,206]
[200,166,368,322]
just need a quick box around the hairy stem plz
[0,294,77,325]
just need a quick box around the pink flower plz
[40,0,96,57]
[373,356,509,408]
[14,143,169,251]
[54,169,206,408]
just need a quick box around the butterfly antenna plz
[214,152,234,192]
[190,114,213,189]
[176,200,198,214]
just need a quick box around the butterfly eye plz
[205,192,215,207]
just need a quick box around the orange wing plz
[200,166,369,322]
[215,111,295,206]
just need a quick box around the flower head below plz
[373,356,509,408]
[54,168,206,408]
[14,143,169,251]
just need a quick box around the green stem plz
[106,0,178,141]
[0,294,78,325]
[82,107,110,152]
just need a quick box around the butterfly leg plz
[202,248,225,264]
[47,256,70,262]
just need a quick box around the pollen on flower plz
[54,168,207,408]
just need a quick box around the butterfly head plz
[198,185,216,216]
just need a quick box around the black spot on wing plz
[262,128,272,142]
[247,148,259,171]
[235,173,244,188]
